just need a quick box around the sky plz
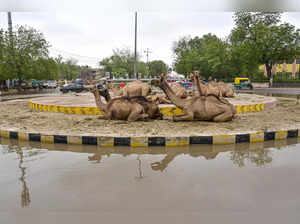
[1,0,300,68]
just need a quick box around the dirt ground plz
[0,97,299,137]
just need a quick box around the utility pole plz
[7,12,14,89]
[134,12,137,79]
[7,12,13,33]
[144,48,151,78]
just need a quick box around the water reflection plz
[0,137,299,209]
[16,147,31,207]
[0,142,47,208]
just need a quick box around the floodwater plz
[1,138,300,223]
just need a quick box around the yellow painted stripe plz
[166,137,189,146]
[97,136,114,147]
[131,137,148,147]
[213,135,235,144]
[41,135,54,143]
[275,130,288,140]
[18,132,29,141]
[242,105,249,113]
[235,105,242,114]
[250,132,264,143]
[0,130,9,138]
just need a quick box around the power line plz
[50,47,101,61]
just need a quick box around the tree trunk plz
[265,63,273,88]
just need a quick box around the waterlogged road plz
[1,138,300,223]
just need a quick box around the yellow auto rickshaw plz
[234,77,253,90]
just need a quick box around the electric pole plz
[7,12,13,33]
[134,12,137,79]
[144,48,151,78]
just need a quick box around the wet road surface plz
[1,138,300,223]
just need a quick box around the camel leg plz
[128,112,149,121]
[213,111,234,122]
[173,112,194,122]
[127,105,149,121]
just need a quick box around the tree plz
[173,34,235,80]
[99,48,151,78]
[0,26,50,83]
[148,60,168,77]
[230,12,300,85]
[56,58,81,80]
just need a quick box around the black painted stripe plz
[236,134,250,143]
[190,136,213,144]
[148,137,166,146]
[114,137,131,146]
[264,131,275,141]
[287,130,298,138]
[82,136,98,145]
[9,131,18,140]
[54,135,68,144]
[29,133,41,142]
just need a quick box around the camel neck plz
[195,76,205,96]
[92,90,106,112]
[161,80,185,109]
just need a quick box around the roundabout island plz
[1,91,299,147]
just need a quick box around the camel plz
[191,71,234,98]
[193,74,236,112]
[109,80,151,97]
[217,81,234,97]
[170,83,188,99]
[151,75,236,122]
[91,86,162,121]
[191,72,222,97]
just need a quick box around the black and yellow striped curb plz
[1,129,299,147]
[28,101,274,116]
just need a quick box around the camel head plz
[98,88,109,98]
[89,86,98,95]
[148,101,163,120]
[151,74,166,88]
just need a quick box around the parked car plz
[44,80,57,88]
[60,83,85,93]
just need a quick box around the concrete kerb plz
[28,100,277,116]
[0,128,299,147]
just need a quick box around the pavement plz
[0,90,60,102]
[237,87,300,96]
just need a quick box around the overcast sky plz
[1,0,300,67]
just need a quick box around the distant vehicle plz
[45,80,57,88]
[75,79,84,84]
[234,77,253,90]
[60,83,85,93]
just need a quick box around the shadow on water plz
[0,136,299,207]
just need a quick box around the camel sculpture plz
[90,86,161,121]
[192,71,234,98]
[217,81,234,97]
[109,80,151,97]
[193,74,236,111]
[151,75,236,122]
[146,92,172,104]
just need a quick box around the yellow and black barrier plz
[28,102,266,116]
[1,128,299,147]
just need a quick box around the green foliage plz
[0,25,81,83]
[148,60,168,77]
[99,48,168,78]
[55,58,81,80]
[230,12,300,80]
[173,34,236,80]
[0,26,50,82]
